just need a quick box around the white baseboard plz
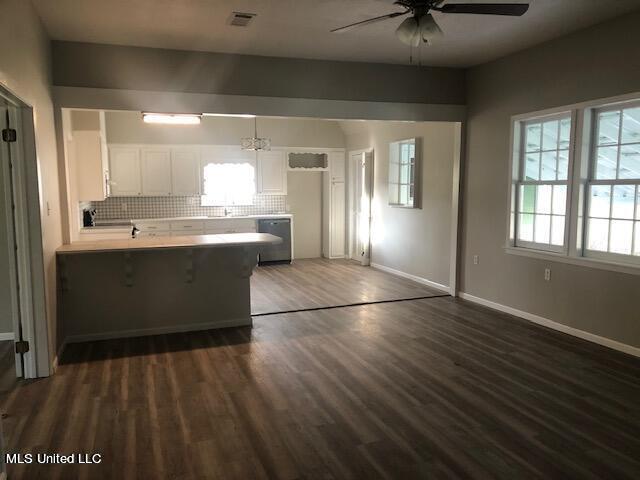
[371,263,450,293]
[65,317,253,344]
[459,292,640,358]
[0,332,14,341]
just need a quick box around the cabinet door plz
[329,151,345,182]
[257,150,287,195]
[330,181,346,258]
[109,147,141,196]
[141,148,172,196]
[171,148,200,196]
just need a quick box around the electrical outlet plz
[473,255,479,265]
[187,197,197,206]
[121,203,128,212]
[544,268,551,281]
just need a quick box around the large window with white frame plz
[513,114,572,252]
[585,104,640,261]
[508,96,640,273]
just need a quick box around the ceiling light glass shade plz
[240,137,271,151]
[142,113,201,125]
[241,117,271,151]
[420,14,443,45]
[395,16,420,47]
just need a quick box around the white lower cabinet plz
[170,220,205,234]
[203,219,256,234]
[137,231,172,238]
[135,218,258,236]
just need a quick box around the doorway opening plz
[348,149,374,265]
[0,85,48,382]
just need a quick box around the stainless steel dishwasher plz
[257,218,292,264]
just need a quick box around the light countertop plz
[79,226,133,234]
[93,213,293,224]
[57,233,282,255]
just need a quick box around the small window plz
[513,115,572,252]
[585,105,640,261]
[201,162,255,206]
[389,138,420,208]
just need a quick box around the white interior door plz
[1,100,33,378]
[0,101,21,377]
[348,150,373,265]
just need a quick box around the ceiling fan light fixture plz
[420,14,443,45]
[395,16,420,47]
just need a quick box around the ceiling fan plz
[331,1,530,47]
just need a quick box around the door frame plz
[0,84,50,378]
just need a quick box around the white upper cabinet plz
[329,151,345,182]
[257,150,287,195]
[171,148,200,196]
[109,146,142,196]
[141,148,172,196]
[70,111,110,201]
[73,131,107,201]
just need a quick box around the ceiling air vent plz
[229,12,256,27]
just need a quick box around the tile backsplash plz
[90,195,287,220]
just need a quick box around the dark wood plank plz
[2,295,640,479]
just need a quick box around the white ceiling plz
[33,0,640,67]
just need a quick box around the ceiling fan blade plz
[437,3,529,16]
[331,11,409,33]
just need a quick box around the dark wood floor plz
[251,258,445,315]
[2,296,640,479]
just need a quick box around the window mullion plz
[632,185,638,255]
[556,120,561,181]
[616,110,623,179]
[533,181,538,242]
[607,184,614,252]
[538,124,543,180]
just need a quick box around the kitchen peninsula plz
[57,233,281,343]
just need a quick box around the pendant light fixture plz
[241,117,271,151]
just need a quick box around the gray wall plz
[342,121,456,287]
[105,111,345,148]
[462,12,640,348]
[0,0,62,358]
[52,41,466,105]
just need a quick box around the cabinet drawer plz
[169,220,204,233]
[137,231,171,237]
[205,226,256,234]
[203,219,255,229]
[135,221,170,231]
